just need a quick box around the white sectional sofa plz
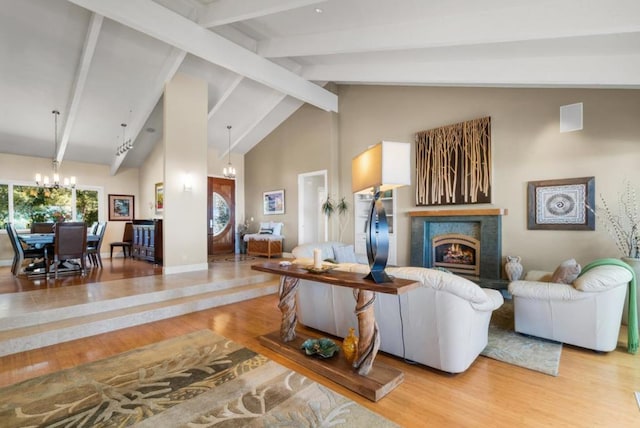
[291,242,504,373]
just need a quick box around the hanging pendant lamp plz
[223,125,236,179]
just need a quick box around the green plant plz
[321,195,350,241]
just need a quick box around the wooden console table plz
[251,262,419,401]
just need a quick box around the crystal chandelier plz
[115,122,133,156]
[223,125,236,179]
[35,110,76,189]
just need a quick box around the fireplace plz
[433,233,480,276]
[410,209,506,279]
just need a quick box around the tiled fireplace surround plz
[409,209,506,280]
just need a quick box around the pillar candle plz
[313,248,322,269]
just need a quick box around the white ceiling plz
[1,0,638,175]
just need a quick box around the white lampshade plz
[352,141,411,193]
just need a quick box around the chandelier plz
[35,110,76,189]
[115,122,133,156]
[223,125,236,179]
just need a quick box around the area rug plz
[481,300,562,376]
[0,330,397,427]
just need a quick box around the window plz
[0,184,8,229]
[12,186,72,229]
[0,182,103,230]
[76,189,99,224]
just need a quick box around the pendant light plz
[35,110,76,189]
[223,125,236,179]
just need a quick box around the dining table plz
[17,233,99,276]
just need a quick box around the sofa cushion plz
[387,266,490,305]
[333,244,358,263]
[573,265,633,292]
[551,259,581,284]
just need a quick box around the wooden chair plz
[53,222,87,278]
[30,222,55,233]
[110,222,133,259]
[87,222,107,268]
[6,223,47,276]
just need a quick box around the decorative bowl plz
[300,338,339,358]
[303,264,335,274]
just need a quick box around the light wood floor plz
[0,258,638,427]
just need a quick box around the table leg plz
[278,275,299,342]
[353,289,380,376]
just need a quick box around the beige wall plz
[245,103,339,251]
[162,73,208,273]
[246,85,640,272]
[139,140,164,220]
[0,153,139,262]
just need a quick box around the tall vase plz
[505,256,523,281]
[621,257,640,328]
[341,327,358,364]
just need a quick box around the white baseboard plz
[163,263,209,275]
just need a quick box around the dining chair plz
[110,222,133,259]
[53,222,87,278]
[30,222,55,233]
[87,222,107,268]
[6,223,47,276]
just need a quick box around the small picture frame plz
[527,177,595,230]
[263,189,285,215]
[108,194,135,221]
[155,183,164,214]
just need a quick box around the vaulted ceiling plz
[1,0,638,175]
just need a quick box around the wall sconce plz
[560,102,583,132]
[352,141,411,283]
[183,173,193,192]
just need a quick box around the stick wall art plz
[415,116,492,206]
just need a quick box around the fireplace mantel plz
[409,208,507,217]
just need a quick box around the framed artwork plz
[415,116,492,206]
[155,183,164,214]
[263,189,285,215]
[108,194,135,221]
[527,177,595,230]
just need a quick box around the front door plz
[208,177,235,255]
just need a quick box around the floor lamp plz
[352,141,411,283]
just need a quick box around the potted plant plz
[322,195,350,241]
[592,181,640,327]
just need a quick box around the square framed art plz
[527,176,595,230]
[108,194,135,221]
[263,189,285,215]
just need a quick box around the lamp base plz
[365,189,391,284]
[365,269,393,284]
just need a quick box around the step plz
[0,272,276,331]
[0,278,279,357]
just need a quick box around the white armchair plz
[508,264,632,352]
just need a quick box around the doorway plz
[207,177,235,255]
[298,170,328,245]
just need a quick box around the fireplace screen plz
[432,233,480,276]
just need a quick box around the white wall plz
[162,73,208,273]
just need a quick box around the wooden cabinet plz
[354,191,396,265]
[131,220,163,264]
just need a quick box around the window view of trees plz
[0,185,8,229]
[0,184,100,230]
[76,189,99,224]
[13,186,72,229]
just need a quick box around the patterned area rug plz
[0,330,397,427]
[481,300,562,376]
